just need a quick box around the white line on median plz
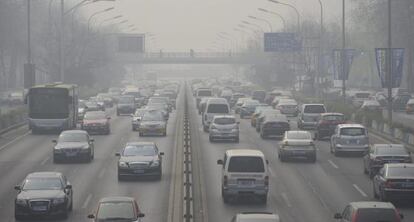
[82,194,92,209]
[328,160,339,169]
[0,131,30,151]
[40,156,50,165]
[281,192,292,207]
[353,184,368,197]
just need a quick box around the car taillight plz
[319,120,329,125]
[264,176,269,186]
[385,180,395,188]
[351,210,358,222]
[223,176,228,186]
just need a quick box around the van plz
[297,104,326,129]
[217,149,269,204]
[195,88,213,108]
[202,98,230,132]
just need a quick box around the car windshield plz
[142,112,163,121]
[322,115,344,121]
[207,104,229,113]
[228,157,264,173]
[23,178,63,190]
[84,112,106,120]
[214,117,236,125]
[287,132,311,140]
[59,133,88,142]
[388,167,414,177]
[355,208,399,222]
[340,128,366,136]
[123,145,156,156]
[97,202,135,220]
[134,110,147,116]
[376,146,408,155]
[304,105,325,113]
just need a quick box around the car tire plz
[373,183,379,199]
[369,169,376,179]
[221,188,229,204]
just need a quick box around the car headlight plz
[231,128,239,132]
[52,198,65,205]
[119,161,128,168]
[210,125,218,130]
[82,145,90,149]
[150,161,160,167]
[15,199,27,206]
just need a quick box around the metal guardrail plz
[0,121,27,135]
[183,88,194,222]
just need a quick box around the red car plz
[81,111,111,135]
[88,196,145,222]
[315,113,345,140]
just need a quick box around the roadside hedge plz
[0,107,27,131]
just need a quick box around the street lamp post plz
[387,0,393,123]
[317,0,324,96]
[268,0,300,32]
[98,15,122,30]
[341,0,346,101]
[248,15,273,32]
[87,7,114,33]
[258,8,286,31]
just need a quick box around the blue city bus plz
[26,83,78,133]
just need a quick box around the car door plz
[363,146,373,170]
[331,127,339,147]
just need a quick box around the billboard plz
[375,48,405,88]
[332,49,356,81]
[264,32,302,52]
[118,34,145,53]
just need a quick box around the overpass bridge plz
[116,52,274,65]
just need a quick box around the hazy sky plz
[77,0,347,51]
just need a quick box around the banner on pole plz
[375,48,405,88]
[332,49,356,80]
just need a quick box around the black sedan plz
[364,144,412,178]
[116,142,164,180]
[373,163,414,201]
[53,130,94,163]
[260,115,290,139]
[14,172,73,220]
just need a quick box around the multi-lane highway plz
[0,83,414,222]
[0,89,183,222]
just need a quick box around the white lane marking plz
[40,156,50,165]
[281,192,292,207]
[82,194,92,209]
[98,168,106,179]
[0,131,30,151]
[328,160,339,169]
[353,184,368,197]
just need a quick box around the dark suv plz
[14,172,73,220]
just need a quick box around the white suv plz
[217,149,269,204]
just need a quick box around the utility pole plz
[387,0,393,123]
[341,0,346,101]
[60,0,65,82]
[24,0,35,89]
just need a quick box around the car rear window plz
[356,208,399,222]
[207,104,229,113]
[228,156,264,173]
[376,146,408,155]
[198,90,212,97]
[388,167,414,177]
[322,115,344,121]
[287,132,311,140]
[214,117,235,125]
[303,105,326,113]
[340,127,366,136]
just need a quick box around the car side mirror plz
[89,138,94,143]
[266,160,269,164]
[237,121,240,124]
[14,185,21,191]
[399,213,404,219]
[115,152,120,157]
[334,213,342,219]
[217,160,223,165]
[138,213,145,218]
[52,139,57,143]
[107,117,111,120]
[87,214,95,219]
[65,184,72,189]
[160,152,165,156]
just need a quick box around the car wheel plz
[363,162,368,174]
[221,188,229,204]
[156,169,162,180]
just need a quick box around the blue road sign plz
[264,32,302,52]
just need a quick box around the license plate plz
[32,206,47,211]
[134,170,144,174]
[66,152,77,157]
[238,180,254,186]
[292,151,306,155]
